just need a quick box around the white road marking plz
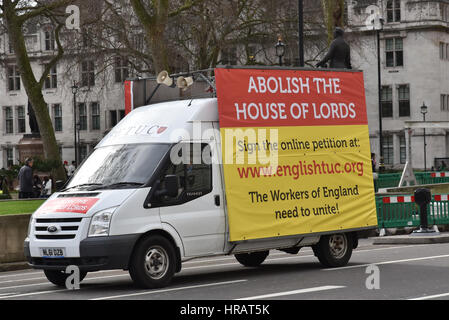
[0,274,130,291]
[0,271,42,279]
[409,292,449,300]
[0,244,434,287]
[322,254,449,271]
[236,285,345,300]
[91,279,248,300]
[0,277,46,284]
[0,292,17,296]
[0,289,65,299]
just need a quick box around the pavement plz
[373,232,449,245]
[0,239,449,301]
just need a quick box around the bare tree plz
[0,0,77,180]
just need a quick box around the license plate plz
[40,248,65,258]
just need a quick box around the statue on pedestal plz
[27,101,40,137]
[316,27,352,70]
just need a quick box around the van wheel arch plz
[130,230,182,273]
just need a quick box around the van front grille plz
[33,218,83,240]
[36,218,82,223]
[35,235,76,240]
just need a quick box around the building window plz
[382,135,394,165]
[441,94,449,111]
[53,104,63,132]
[4,107,13,134]
[115,57,129,83]
[81,61,95,87]
[79,145,88,163]
[7,65,21,91]
[442,4,449,22]
[44,64,58,89]
[109,110,125,128]
[78,103,87,131]
[386,0,401,23]
[91,102,100,130]
[45,30,55,51]
[8,38,14,54]
[386,38,403,67]
[110,110,118,128]
[221,47,237,65]
[6,148,14,167]
[399,135,406,164]
[17,106,26,133]
[381,86,393,118]
[440,42,449,60]
[398,85,410,117]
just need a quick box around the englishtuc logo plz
[36,198,100,214]
[109,124,169,138]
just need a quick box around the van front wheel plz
[235,251,269,267]
[129,235,177,289]
[312,233,352,268]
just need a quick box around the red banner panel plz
[35,198,100,214]
[215,68,368,128]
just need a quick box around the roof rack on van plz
[128,69,216,105]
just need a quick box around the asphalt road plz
[1,239,449,301]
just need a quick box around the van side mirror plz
[155,175,179,198]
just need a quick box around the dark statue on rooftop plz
[316,27,352,69]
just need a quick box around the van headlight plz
[88,208,117,237]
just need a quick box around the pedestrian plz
[67,161,76,178]
[63,161,69,176]
[32,175,42,198]
[40,176,52,198]
[18,158,34,199]
[371,153,376,173]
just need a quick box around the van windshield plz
[65,143,171,190]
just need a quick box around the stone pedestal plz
[17,134,44,162]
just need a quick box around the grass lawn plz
[0,200,45,216]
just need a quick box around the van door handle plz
[214,195,220,207]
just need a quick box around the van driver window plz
[155,143,212,206]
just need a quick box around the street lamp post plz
[373,14,385,172]
[71,81,79,167]
[421,102,428,172]
[275,36,286,66]
[298,0,304,67]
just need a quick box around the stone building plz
[0,22,128,168]
[347,0,449,170]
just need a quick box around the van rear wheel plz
[312,233,352,268]
[44,269,87,287]
[129,235,177,289]
[235,251,269,267]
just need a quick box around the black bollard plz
[413,188,436,234]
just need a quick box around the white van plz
[25,98,371,289]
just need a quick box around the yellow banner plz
[222,125,377,241]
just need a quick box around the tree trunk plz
[322,0,345,44]
[4,2,66,181]
[130,0,171,73]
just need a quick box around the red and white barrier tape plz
[382,194,449,204]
